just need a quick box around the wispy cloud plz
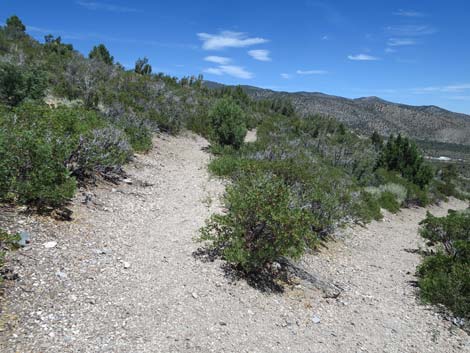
[348,54,380,61]
[307,2,345,26]
[76,1,140,13]
[393,9,425,17]
[412,84,470,94]
[385,47,396,53]
[385,25,436,37]
[449,96,470,101]
[280,73,292,79]
[204,56,231,65]
[197,31,268,50]
[248,49,271,62]
[321,35,329,40]
[204,65,253,79]
[388,38,416,46]
[296,69,328,75]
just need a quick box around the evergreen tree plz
[5,15,26,39]
[134,57,152,75]
[89,44,114,65]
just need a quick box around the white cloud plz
[449,96,470,101]
[296,69,328,75]
[385,47,396,53]
[204,65,253,79]
[204,56,231,65]
[248,49,271,62]
[412,84,470,94]
[197,31,268,50]
[388,38,416,46]
[76,1,139,13]
[393,9,425,17]
[280,73,292,79]
[204,67,224,76]
[385,25,436,37]
[321,35,329,40]
[348,54,380,61]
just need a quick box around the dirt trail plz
[0,133,469,353]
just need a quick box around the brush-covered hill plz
[205,82,470,146]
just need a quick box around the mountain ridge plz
[204,81,470,146]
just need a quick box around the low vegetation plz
[0,229,19,283]
[417,210,470,320]
[200,106,460,271]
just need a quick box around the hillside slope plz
[207,82,470,146]
[1,133,469,353]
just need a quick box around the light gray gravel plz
[0,132,469,352]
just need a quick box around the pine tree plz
[89,44,114,65]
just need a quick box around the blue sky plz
[2,0,470,113]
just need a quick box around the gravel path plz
[0,133,469,352]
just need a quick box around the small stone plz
[123,178,133,184]
[123,262,131,269]
[18,231,31,247]
[56,271,67,279]
[191,292,198,299]
[44,241,57,249]
[311,315,321,324]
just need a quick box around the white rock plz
[123,262,131,269]
[191,292,198,299]
[311,315,321,324]
[44,241,57,249]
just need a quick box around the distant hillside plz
[205,82,470,146]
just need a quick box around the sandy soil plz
[0,132,469,353]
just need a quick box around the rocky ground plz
[0,132,469,352]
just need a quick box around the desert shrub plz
[0,63,47,106]
[353,191,383,222]
[0,229,20,283]
[68,127,133,181]
[378,191,401,213]
[0,126,76,207]
[374,168,429,206]
[0,102,134,207]
[103,109,153,152]
[363,183,406,210]
[208,154,245,177]
[200,173,317,272]
[380,183,407,204]
[417,210,470,318]
[209,98,247,149]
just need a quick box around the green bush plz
[354,191,383,222]
[0,229,19,283]
[378,191,401,213]
[0,62,47,106]
[200,173,317,272]
[0,103,134,207]
[417,210,470,318]
[209,98,247,149]
[0,127,76,207]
